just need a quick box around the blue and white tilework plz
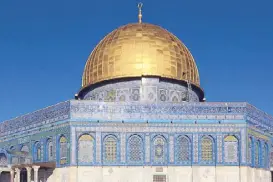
[0,97,272,170]
[82,78,199,103]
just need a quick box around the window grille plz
[153,175,166,182]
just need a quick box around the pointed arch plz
[59,135,68,165]
[78,134,95,163]
[270,145,273,168]
[34,142,42,161]
[248,137,253,165]
[0,153,8,166]
[263,142,268,168]
[47,139,54,161]
[103,135,118,164]
[21,145,29,153]
[224,135,239,163]
[127,134,144,163]
[152,135,167,164]
[201,136,214,162]
[21,145,29,156]
[255,140,261,167]
[176,135,191,162]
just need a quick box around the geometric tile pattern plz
[103,135,118,164]
[0,99,272,170]
[83,79,199,102]
[193,134,198,163]
[217,135,223,163]
[201,136,213,162]
[0,153,7,166]
[176,136,190,162]
[127,135,143,163]
[0,121,271,169]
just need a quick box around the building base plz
[44,166,272,182]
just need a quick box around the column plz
[10,170,14,182]
[15,168,20,182]
[26,167,32,182]
[33,166,40,182]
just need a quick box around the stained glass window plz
[255,141,260,167]
[153,136,166,163]
[0,153,7,166]
[35,142,41,161]
[176,136,190,162]
[247,137,252,165]
[78,134,94,163]
[128,135,143,162]
[201,136,213,161]
[60,136,67,165]
[104,135,118,163]
[224,135,238,163]
[47,140,53,161]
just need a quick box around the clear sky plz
[0,0,273,121]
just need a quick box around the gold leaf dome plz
[82,23,201,89]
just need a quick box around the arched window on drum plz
[59,136,68,165]
[201,136,214,162]
[128,135,144,163]
[152,136,167,164]
[176,135,191,163]
[78,134,95,164]
[103,135,118,164]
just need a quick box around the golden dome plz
[82,23,200,89]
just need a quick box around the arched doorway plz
[20,168,27,182]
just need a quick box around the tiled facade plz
[0,98,272,169]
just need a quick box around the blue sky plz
[0,0,273,121]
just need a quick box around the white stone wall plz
[46,166,271,182]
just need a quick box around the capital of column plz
[33,166,40,171]
[25,166,32,172]
[33,166,40,182]
[15,168,21,173]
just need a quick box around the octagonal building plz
[0,6,272,182]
